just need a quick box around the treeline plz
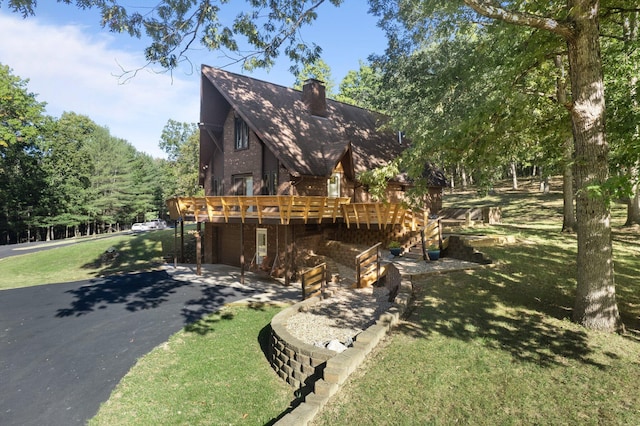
[1,64,198,244]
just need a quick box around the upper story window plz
[234,116,249,150]
[233,174,253,196]
[262,171,278,195]
[211,176,223,196]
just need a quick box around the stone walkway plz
[163,254,486,305]
[389,254,487,277]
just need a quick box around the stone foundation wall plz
[315,240,366,268]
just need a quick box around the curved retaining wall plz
[271,264,412,425]
[270,296,337,390]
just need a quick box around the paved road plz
[0,270,257,425]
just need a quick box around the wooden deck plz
[166,196,429,229]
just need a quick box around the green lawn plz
[89,305,293,426]
[0,228,192,289]
[4,179,639,424]
[313,180,640,425]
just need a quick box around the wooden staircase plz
[324,257,356,288]
[403,218,450,260]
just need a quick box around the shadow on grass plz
[401,233,614,369]
[81,229,197,276]
[184,309,236,335]
[446,188,564,224]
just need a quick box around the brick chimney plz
[302,78,327,117]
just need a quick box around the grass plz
[0,228,194,290]
[1,226,296,424]
[313,179,640,425]
[5,178,640,424]
[89,304,293,426]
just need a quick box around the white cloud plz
[0,12,199,158]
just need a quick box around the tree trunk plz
[554,54,577,232]
[625,172,640,225]
[540,170,551,194]
[462,0,620,330]
[449,166,455,193]
[461,165,468,189]
[510,162,518,189]
[562,136,577,232]
[567,0,620,331]
[539,167,549,193]
[623,13,639,226]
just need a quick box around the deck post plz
[420,228,427,261]
[240,224,245,285]
[284,225,290,286]
[180,219,184,263]
[196,221,202,276]
[173,222,177,267]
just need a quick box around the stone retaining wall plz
[445,235,493,264]
[272,263,411,425]
[439,206,502,225]
[269,297,337,391]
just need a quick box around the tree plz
[292,58,335,96]
[335,61,383,110]
[369,20,566,195]
[2,0,344,75]
[602,8,640,226]
[0,64,48,243]
[370,0,626,332]
[38,112,95,239]
[82,127,137,232]
[129,152,168,221]
[159,119,202,197]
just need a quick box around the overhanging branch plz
[463,0,575,40]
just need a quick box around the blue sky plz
[0,2,387,158]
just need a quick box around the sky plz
[0,2,388,159]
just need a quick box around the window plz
[256,228,267,265]
[234,116,249,150]
[262,171,278,195]
[327,172,341,198]
[211,176,223,196]
[233,174,253,196]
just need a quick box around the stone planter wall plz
[272,263,412,425]
[269,297,337,390]
[445,235,493,264]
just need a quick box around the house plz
[167,65,446,281]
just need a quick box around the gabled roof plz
[201,65,406,178]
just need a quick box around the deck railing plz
[301,263,327,300]
[355,243,381,288]
[167,196,350,225]
[340,203,429,230]
[166,195,429,229]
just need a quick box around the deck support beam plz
[240,224,245,285]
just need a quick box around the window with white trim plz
[256,228,267,265]
[327,172,341,198]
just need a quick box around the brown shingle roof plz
[202,65,406,178]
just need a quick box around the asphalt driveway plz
[0,270,257,426]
